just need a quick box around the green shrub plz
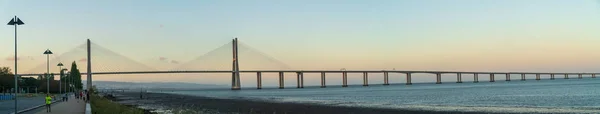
[90,94,146,114]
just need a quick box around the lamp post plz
[57,63,63,94]
[43,49,53,94]
[8,15,24,114]
[61,68,67,94]
[66,71,71,93]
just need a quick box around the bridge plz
[18,38,599,90]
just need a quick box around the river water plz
[158,78,600,113]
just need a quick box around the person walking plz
[86,90,91,103]
[45,94,52,112]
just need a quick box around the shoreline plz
[111,92,485,114]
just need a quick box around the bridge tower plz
[87,39,92,91]
[231,38,241,90]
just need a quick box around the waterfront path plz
[32,98,86,114]
[0,95,45,114]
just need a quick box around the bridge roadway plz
[17,70,600,76]
[18,70,598,89]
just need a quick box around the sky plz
[1,0,600,86]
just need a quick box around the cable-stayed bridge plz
[17,38,600,90]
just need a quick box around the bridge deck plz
[17,70,600,76]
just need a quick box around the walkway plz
[32,98,86,114]
[0,95,45,114]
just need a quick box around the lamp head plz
[43,49,53,54]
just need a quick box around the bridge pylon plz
[231,38,241,90]
[87,39,93,91]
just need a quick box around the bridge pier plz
[490,74,495,82]
[279,72,284,89]
[87,39,93,91]
[257,72,262,89]
[342,72,348,87]
[456,73,462,83]
[296,72,304,88]
[321,72,326,88]
[383,72,389,85]
[505,73,510,81]
[521,74,525,81]
[593,74,596,78]
[474,73,479,83]
[436,73,442,84]
[363,72,368,86]
[536,74,540,80]
[578,74,582,79]
[406,73,412,85]
[550,74,555,80]
[565,74,569,79]
[231,38,241,90]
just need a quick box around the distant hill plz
[86,81,228,90]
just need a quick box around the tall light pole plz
[67,71,70,92]
[44,49,53,94]
[7,16,24,114]
[62,69,67,94]
[57,63,63,94]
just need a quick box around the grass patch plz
[90,94,147,114]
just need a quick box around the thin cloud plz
[159,57,167,61]
[79,58,87,62]
[171,60,179,64]
[5,56,19,61]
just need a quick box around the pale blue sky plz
[2,0,600,76]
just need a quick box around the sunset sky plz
[1,0,600,86]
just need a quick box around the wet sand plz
[110,92,484,114]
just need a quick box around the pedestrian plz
[45,94,52,112]
[86,90,90,102]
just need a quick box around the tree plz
[69,61,83,90]
[0,67,15,93]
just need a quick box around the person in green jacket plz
[45,94,52,112]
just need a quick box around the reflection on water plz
[159,78,600,113]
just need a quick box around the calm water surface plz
[159,78,600,113]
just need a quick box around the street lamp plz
[57,63,63,94]
[43,49,53,94]
[61,68,67,94]
[7,15,24,114]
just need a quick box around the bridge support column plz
[521,74,526,81]
[578,74,582,79]
[490,74,495,82]
[320,72,326,88]
[550,74,555,80]
[474,73,479,83]
[406,73,412,85]
[436,73,442,84]
[565,74,569,79]
[536,74,540,80]
[257,72,262,89]
[296,72,302,88]
[87,39,92,90]
[300,72,304,88]
[363,72,368,86]
[456,73,462,83]
[231,38,241,90]
[279,72,284,89]
[383,72,389,85]
[593,74,596,78]
[342,72,348,87]
[506,73,510,81]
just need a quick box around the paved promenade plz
[18,95,86,114]
[33,98,86,114]
[0,95,45,114]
